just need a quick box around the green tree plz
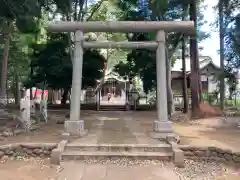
[7,34,31,104]
[114,0,208,115]
[87,1,127,69]
[26,33,106,104]
[215,0,240,106]
[0,0,46,99]
[225,14,240,69]
[48,0,105,61]
[218,0,226,110]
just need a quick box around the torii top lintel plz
[46,21,195,34]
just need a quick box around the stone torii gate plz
[47,21,195,138]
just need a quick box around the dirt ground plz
[0,158,57,180]
[0,122,63,145]
[1,110,240,150]
[175,118,240,150]
[133,111,240,151]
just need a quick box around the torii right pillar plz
[150,30,175,141]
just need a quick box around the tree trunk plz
[166,57,174,116]
[189,0,200,117]
[6,79,9,103]
[182,35,188,113]
[47,88,53,104]
[219,1,225,110]
[14,74,21,105]
[61,88,69,104]
[0,31,10,99]
[182,4,189,113]
[165,44,174,116]
[52,90,57,104]
[30,61,34,100]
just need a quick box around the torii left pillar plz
[64,30,86,136]
[149,31,174,140]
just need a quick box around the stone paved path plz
[59,112,169,180]
[57,161,180,180]
[69,111,160,144]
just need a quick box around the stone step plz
[0,116,8,119]
[62,151,173,161]
[99,107,126,111]
[99,105,126,110]
[99,109,125,111]
[0,117,9,120]
[65,143,172,152]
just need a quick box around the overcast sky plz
[199,0,219,65]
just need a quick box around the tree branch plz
[86,0,104,21]
[168,33,183,59]
[74,0,78,20]
[167,4,189,59]
[77,0,85,21]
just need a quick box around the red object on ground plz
[32,89,48,99]
[199,102,223,116]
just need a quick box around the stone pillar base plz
[64,120,87,136]
[149,120,179,142]
[153,120,173,132]
[148,131,179,142]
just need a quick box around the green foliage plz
[6,33,35,99]
[0,0,116,102]
[214,1,240,70]
[0,0,45,34]
[0,0,47,98]
[25,33,106,90]
[15,17,39,34]
[88,1,128,69]
[215,0,240,96]
[82,49,106,88]
[114,0,209,92]
[8,34,30,75]
[225,14,240,69]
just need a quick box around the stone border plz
[168,141,184,167]
[50,140,68,165]
[0,143,57,160]
[0,141,68,165]
[179,145,240,164]
[0,142,240,166]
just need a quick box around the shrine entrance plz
[46,21,195,136]
[98,72,128,106]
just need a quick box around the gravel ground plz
[0,156,238,180]
[73,158,237,180]
[174,159,236,180]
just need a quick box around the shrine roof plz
[104,71,126,82]
[97,70,127,83]
[172,56,220,72]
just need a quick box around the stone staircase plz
[61,143,173,161]
[0,112,9,120]
[99,105,126,111]
[0,109,10,126]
